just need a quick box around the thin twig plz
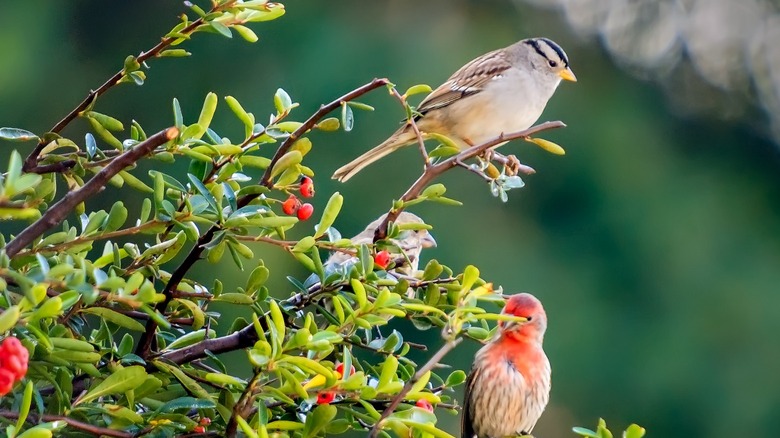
[22,2,236,173]
[260,78,390,188]
[0,410,132,438]
[387,87,429,167]
[136,78,392,358]
[368,337,463,437]
[5,127,178,257]
[373,120,566,240]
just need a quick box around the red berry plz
[297,203,314,221]
[373,250,391,269]
[316,391,336,405]
[415,399,434,412]
[0,369,14,396]
[193,425,206,433]
[282,195,300,216]
[299,177,315,198]
[199,417,212,426]
[335,363,356,377]
[4,355,26,381]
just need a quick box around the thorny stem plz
[368,336,464,438]
[373,120,566,241]
[136,78,391,359]
[5,127,178,258]
[21,1,237,174]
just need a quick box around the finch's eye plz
[548,60,558,68]
[525,316,533,321]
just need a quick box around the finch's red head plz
[499,293,547,342]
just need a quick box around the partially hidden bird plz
[462,293,551,438]
[320,211,436,278]
[332,37,576,182]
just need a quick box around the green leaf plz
[156,396,216,413]
[15,381,34,433]
[234,25,259,42]
[314,192,343,238]
[572,427,599,438]
[210,21,232,38]
[76,366,147,405]
[0,305,20,332]
[445,370,467,387]
[341,102,354,132]
[377,355,399,393]
[16,427,53,438]
[269,150,302,179]
[80,308,146,332]
[623,424,646,438]
[274,88,293,114]
[303,404,337,438]
[404,84,433,97]
[0,127,39,142]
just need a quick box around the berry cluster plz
[192,417,211,433]
[0,337,29,396]
[281,177,316,220]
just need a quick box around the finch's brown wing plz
[461,367,478,438]
[417,48,513,116]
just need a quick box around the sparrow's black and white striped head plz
[522,37,577,83]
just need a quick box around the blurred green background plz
[2,1,780,437]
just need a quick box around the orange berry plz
[199,417,212,426]
[297,203,314,220]
[193,425,206,433]
[282,195,300,215]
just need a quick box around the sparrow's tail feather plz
[332,128,416,182]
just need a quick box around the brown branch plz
[21,3,232,173]
[0,410,132,438]
[260,78,390,188]
[5,127,178,258]
[368,337,463,438]
[136,78,393,359]
[152,323,259,368]
[374,120,566,240]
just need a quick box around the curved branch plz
[22,2,236,173]
[374,120,566,240]
[260,78,390,188]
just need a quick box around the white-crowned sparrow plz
[332,37,576,182]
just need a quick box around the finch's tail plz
[332,128,416,182]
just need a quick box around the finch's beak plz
[558,67,577,82]
[421,233,437,249]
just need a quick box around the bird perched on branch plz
[324,211,436,274]
[332,37,576,182]
[462,293,551,438]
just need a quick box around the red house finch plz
[462,293,551,438]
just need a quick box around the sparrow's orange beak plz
[559,67,577,82]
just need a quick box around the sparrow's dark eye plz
[548,60,558,68]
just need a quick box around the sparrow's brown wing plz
[417,48,513,115]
